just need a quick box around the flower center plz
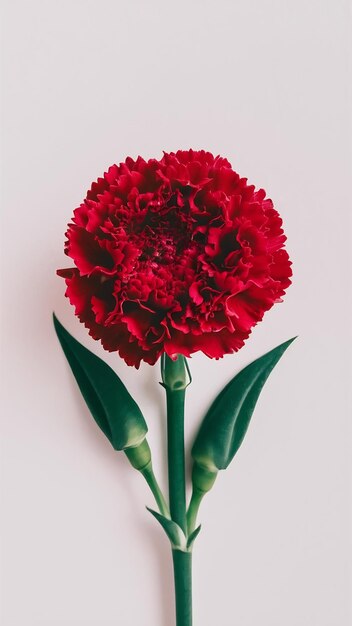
[132,205,194,267]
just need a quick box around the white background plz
[1,1,351,624]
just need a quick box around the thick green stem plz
[167,390,192,626]
[172,550,192,626]
[161,354,192,626]
[141,462,169,518]
[166,387,187,533]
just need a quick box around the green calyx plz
[160,353,191,391]
[124,439,152,471]
[191,462,218,494]
[186,464,218,534]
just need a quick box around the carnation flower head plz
[58,150,292,367]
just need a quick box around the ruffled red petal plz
[57,150,292,367]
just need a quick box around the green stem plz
[141,462,169,518]
[172,550,192,626]
[125,441,169,518]
[166,387,187,533]
[187,488,205,534]
[161,354,192,626]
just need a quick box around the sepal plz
[160,354,192,391]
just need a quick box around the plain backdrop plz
[1,1,351,624]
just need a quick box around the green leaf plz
[147,508,186,549]
[191,338,296,471]
[186,525,201,550]
[53,314,147,450]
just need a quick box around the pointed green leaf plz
[186,525,201,550]
[53,314,147,450]
[146,508,186,549]
[191,338,296,471]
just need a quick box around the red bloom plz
[58,150,292,367]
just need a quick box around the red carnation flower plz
[58,150,292,367]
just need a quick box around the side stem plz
[141,462,169,517]
[125,441,169,518]
[187,488,205,534]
